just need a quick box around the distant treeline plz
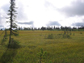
[1,26,84,31]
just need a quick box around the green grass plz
[0,30,84,63]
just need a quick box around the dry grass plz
[0,30,84,63]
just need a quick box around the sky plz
[0,0,84,28]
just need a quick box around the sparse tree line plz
[1,26,84,31]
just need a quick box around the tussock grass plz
[0,31,84,63]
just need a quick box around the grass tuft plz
[47,34,54,39]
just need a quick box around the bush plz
[73,33,75,36]
[47,34,54,39]
[63,34,71,38]
[80,32,82,34]
[37,48,47,63]
[8,38,20,49]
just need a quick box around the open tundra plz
[0,30,84,63]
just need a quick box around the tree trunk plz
[9,0,13,44]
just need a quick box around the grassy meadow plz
[0,30,84,63]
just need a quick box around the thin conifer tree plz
[7,0,18,46]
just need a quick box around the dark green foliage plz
[62,31,71,38]
[47,34,54,39]
[12,30,19,36]
[49,60,52,63]
[0,48,17,63]
[63,34,71,38]
[8,38,20,49]
[6,0,19,47]
[37,48,47,63]
[73,33,75,36]
[1,35,7,42]
[1,38,7,45]
[55,34,62,39]
[46,32,72,39]
[80,32,82,34]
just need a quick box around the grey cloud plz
[1,2,28,21]
[0,23,4,28]
[72,22,84,26]
[0,25,3,27]
[18,21,33,25]
[59,0,84,17]
[47,21,60,26]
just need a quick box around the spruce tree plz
[8,0,18,45]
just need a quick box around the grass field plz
[0,30,84,63]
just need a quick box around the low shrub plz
[8,38,20,49]
[37,48,47,63]
[47,34,54,39]
[80,32,82,34]
[63,34,71,38]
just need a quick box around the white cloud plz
[0,0,84,28]
[0,0,9,7]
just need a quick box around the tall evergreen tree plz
[8,0,18,45]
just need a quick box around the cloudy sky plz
[0,0,84,28]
